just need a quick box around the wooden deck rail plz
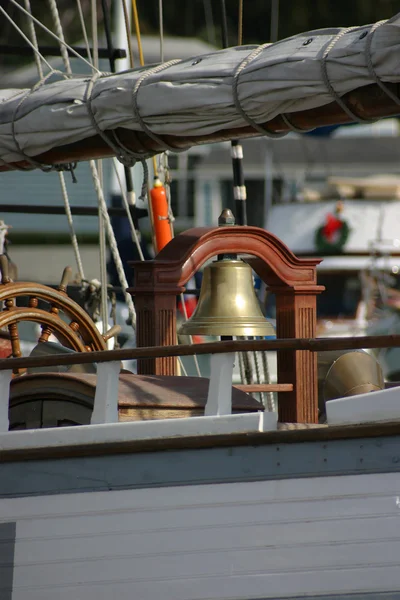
[0,334,398,433]
[0,333,399,372]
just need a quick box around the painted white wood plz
[0,369,12,432]
[3,471,400,600]
[0,412,277,453]
[205,353,234,416]
[90,361,120,424]
[326,385,400,425]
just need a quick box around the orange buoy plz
[150,177,172,254]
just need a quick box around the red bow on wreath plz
[322,213,343,242]
[314,203,350,254]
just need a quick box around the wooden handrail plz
[1,334,400,372]
[235,384,293,393]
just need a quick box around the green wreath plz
[314,220,350,254]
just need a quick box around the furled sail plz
[1,14,400,170]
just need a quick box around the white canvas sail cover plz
[0,14,400,165]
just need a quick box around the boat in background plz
[265,178,400,380]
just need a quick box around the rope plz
[23,0,43,79]
[130,0,159,178]
[237,0,243,46]
[45,0,85,282]
[231,20,400,139]
[122,0,187,378]
[0,4,76,187]
[90,0,109,336]
[112,158,145,260]
[97,161,109,335]
[131,0,145,66]
[364,20,400,106]
[251,340,264,406]
[58,171,86,281]
[121,0,134,67]
[76,0,93,63]
[281,113,315,134]
[0,5,53,73]
[238,346,246,385]
[260,349,274,411]
[178,292,202,378]
[47,0,72,75]
[91,0,99,69]
[90,160,137,326]
[159,153,175,230]
[84,72,144,166]
[158,0,164,63]
[232,43,287,138]
[2,0,74,173]
[136,157,189,376]
[4,53,78,176]
[7,0,101,73]
[320,26,374,124]
[131,60,186,152]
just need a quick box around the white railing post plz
[205,353,235,416]
[91,361,120,424]
[0,369,12,432]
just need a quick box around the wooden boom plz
[0,82,399,172]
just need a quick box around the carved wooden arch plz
[131,226,322,291]
[129,225,324,424]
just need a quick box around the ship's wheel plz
[0,255,118,374]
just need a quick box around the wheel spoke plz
[8,322,25,375]
[69,321,80,332]
[8,322,21,358]
[39,325,53,344]
[28,297,38,308]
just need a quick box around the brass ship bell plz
[179,258,275,337]
[179,210,274,337]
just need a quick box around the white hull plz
[2,471,400,599]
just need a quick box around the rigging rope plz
[130,0,200,377]
[158,0,164,63]
[7,0,101,73]
[122,0,135,67]
[238,0,243,46]
[58,171,86,281]
[76,0,93,64]
[47,0,86,282]
[112,158,145,261]
[320,26,374,124]
[90,0,112,335]
[131,0,145,66]
[91,0,99,69]
[0,5,53,73]
[47,0,72,75]
[23,0,43,79]
[90,159,137,326]
[365,20,400,107]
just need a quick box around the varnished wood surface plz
[235,383,293,392]
[1,334,400,372]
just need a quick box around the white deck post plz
[91,361,120,424]
[0,369,12,431]
[205,353,235,416]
